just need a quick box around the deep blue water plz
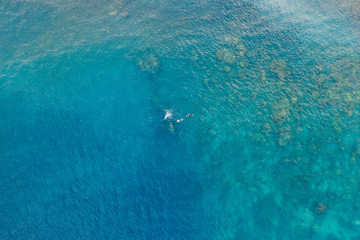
[1,0,360,239]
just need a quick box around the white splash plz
[163,110,173,120]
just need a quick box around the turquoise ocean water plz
[1,0,360,239]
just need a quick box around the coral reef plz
[271,98,292,126]
[138,54,160,73]
[270,60,289,81]
[316,203,328,214]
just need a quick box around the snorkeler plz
[176,113,194,122]
[163,109,193,122]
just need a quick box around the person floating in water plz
[176,113,194,122]
[163,109,193,123]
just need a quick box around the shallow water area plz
[1,0,360,239]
